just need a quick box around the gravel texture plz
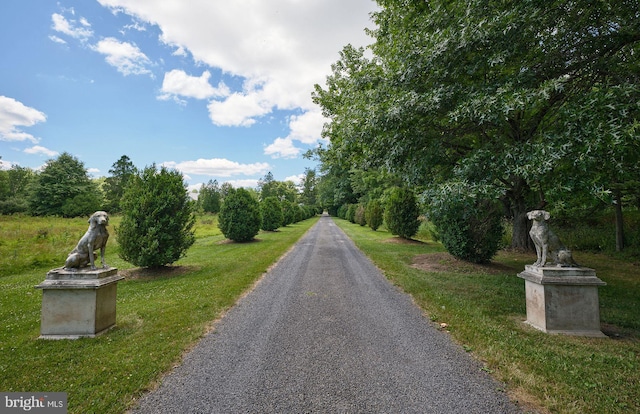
[132,215,521,413]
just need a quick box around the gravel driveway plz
[131,215,521,413]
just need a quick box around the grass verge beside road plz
[0,214,318,414]
[334,218,640,414]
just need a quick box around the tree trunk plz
[506,177,535,251]
[511,198,534,251]
[614,189,625,252]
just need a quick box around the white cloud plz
[96,0,376,128]
[172,46,187,57]
[161,158,270,177]
[287,110,326,145]
[88,168,101,175]
[284,174,305,186]
[123,21,146,32]
[263,109,328,158]
[49,35,67,45]
[0,96,46,143]
[0,159,16,170]
[264,137,300,159]
[24,145,59,157]
[159,70,230,101]
[223,179,259,189]
[207,92,272,127]
[92,37,153,76]
[51,13,93,40]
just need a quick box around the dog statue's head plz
[527,210,550,222]
[90,211,109,226]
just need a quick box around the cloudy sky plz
[0,0,376,189]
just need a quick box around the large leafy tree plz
[29,152,101,217]
[117,165,196,268]
[314,0,640,249]
[258,172,298,202]
[258,171,277,200]
[559,84,640,250]
[0,164,34,214]
[198,179,222,214]
[298,168,318,208]
[103,155,137,213]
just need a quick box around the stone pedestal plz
[35,267,124,339]
[518,265,606,337]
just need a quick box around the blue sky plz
[0,0,376,191]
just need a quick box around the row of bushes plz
[218,188,318,242]
[336,187,421,240]
[335,185,505,264]
[116,167,318,269]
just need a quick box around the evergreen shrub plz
[355,204,366,226]
[218,188,261,242]
[384,187,420,239]
[426,181,503,263]
[337,204,348,219]
[346,204,357,223]
[282,200,297,226]
[366,199,384,231]
[117,165,196,268]
[260,196,283,231]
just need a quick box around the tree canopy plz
[104,155,137,213]
[28,152,101,217]
[313,0,640,250]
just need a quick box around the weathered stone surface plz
[518,266,606,337]
[35,267,123,339]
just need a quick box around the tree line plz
[0,153,137,217]
[310,0,640,256]
[0,152,321,268]
[0,153,320,218]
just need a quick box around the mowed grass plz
[334,218,640,414]
[0,214,319,414]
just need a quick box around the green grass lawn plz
[2,214,638,413]
[334,218,640,414]
[0,214,319,414]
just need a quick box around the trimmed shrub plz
[426,181,504,263]
[366,199,384,231]
[260,196,283,231]
[337,204,349,219]
[282,200,297,226]
[355,204,366,226]
[218,188,261,242]
[117,165,196,268]
[384,187,420,239]
[346,204,357,223]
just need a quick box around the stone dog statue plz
[527,210,577,267]
[64,211,110,270]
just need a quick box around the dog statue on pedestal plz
[527,210,577,267]
[64,211,110,270]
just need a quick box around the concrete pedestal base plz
[35,267,124,339]
[518,265,606,337]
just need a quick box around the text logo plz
[1,393,67,413]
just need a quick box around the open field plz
[0,214,319,414]
[334,218,640,414]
